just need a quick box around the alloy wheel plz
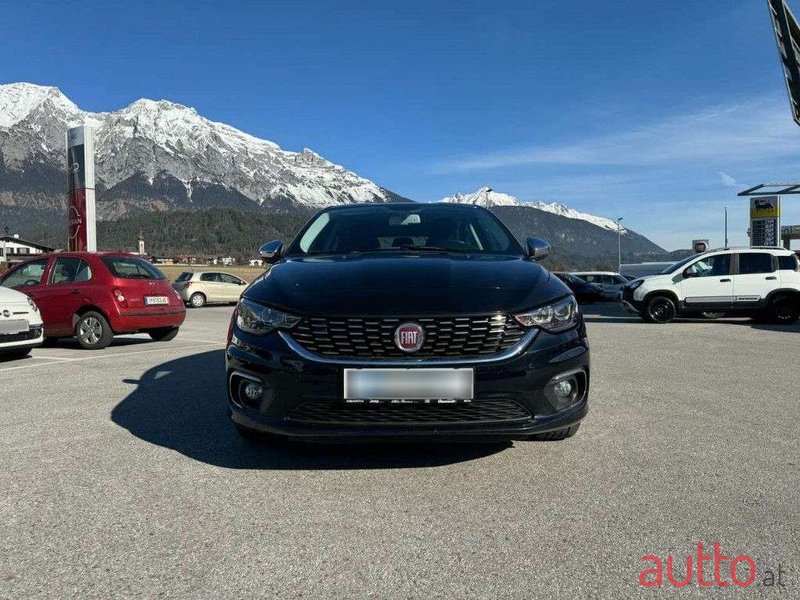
[79,316,103,346]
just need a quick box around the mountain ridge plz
[0,82,406,214]
[0,82,667,268]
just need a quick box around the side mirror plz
[683,268,698,278]
[259,240,285,263]
[525,237,551,261]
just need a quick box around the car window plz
[612,275,627,284]
[1,258,49,288]
[738,253,774,275]
[290,204,521,256]
[578,275,594,283]
[200,273,221,282]
[175,272,193,282]
[219,273,242,285]
[50,258,92,284]
[686,254,731,277]
[100,256,166,280]
[659,254,698,274]
[778,255,799,271]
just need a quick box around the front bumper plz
[0,323,44,352]
[620,287,644,314]
[225,321,590,442]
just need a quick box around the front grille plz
[287,399,531,425]
[0,327,41,343]
[289,315,527,358]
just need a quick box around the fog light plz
[544,371,584,410]
[552,379,573,399]
[243,382,264,401]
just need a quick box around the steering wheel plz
[24,279,39,286]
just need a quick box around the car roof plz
[569,271,619,275]
[705,246,794,255]
[319,202,485,213]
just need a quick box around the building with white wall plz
[0,235,55,265]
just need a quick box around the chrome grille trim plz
[279,328,537,366]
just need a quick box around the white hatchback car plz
[172,271,249,308]
[0,285,44,359]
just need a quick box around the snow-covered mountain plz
[0,82,404,216]
[441,187,627,234]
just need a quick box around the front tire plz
[643,295,677,323]
[530,423,580,441]
[769,296,799,325]
[148,327,179,342]
[189,292,206,308]
[75,311,114,350]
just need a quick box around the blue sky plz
[3,0,800,250]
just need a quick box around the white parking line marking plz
[0,342,221,373]
[178,338,226,345]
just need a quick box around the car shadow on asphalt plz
[581,302,800,331]
[53,335,154,349]
[110,349,509,470]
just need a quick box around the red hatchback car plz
[0,252,186,349]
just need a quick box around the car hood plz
[0,285,32,306]
[243,254,571,316]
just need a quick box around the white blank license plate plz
[145,296,169,306]
[344,368,473,401]
[0,320,28,335]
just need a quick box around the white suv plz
[621,247,800,324]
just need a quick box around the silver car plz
[172,271,248,308]
[569,271,628,300]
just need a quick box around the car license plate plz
[144,296,169,306]
[0,319,28,335]
[344,368,473,401]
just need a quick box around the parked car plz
[226,203,589,443]
[0,284,44,359]
[0,252,186,349]
[570,271,628,299]
[621,247,800,324]
[553,272,605,304]
[172,271,248,307]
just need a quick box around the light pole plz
[616,217,624,272]
[0,225,7,265]
[724,206,729,248]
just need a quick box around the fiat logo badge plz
[394,322,424,353]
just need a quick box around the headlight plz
[514,295,579,333]
[26,296,39,312]
[235,299,300,335]
[628,279,644,290]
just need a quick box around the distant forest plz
[2,206,684,270]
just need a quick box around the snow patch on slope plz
[0,82,395,208]
[441,187,627,233]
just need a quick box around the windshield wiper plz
[399,244,470,253]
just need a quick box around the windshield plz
[101,257,166,280]
[658,254,698,275]
[288,205,523,256]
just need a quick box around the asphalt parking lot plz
[1,304,798,598]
